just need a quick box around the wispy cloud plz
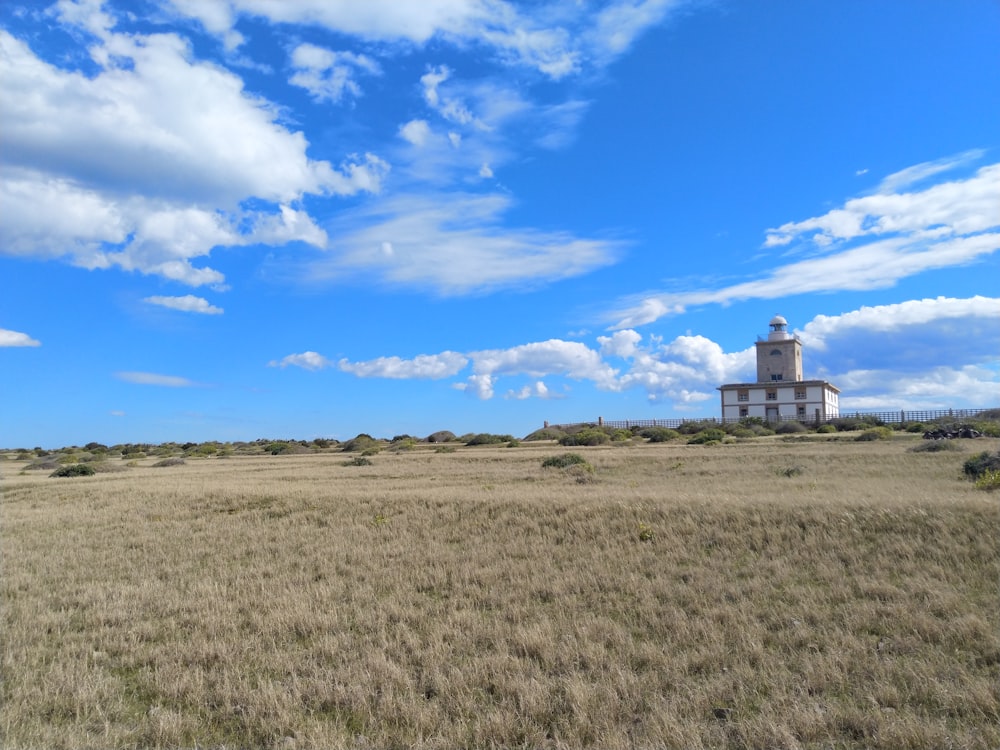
[115,371,200,387]
[610,158,1000,328]
[0,327,41,347]
[288,43,381,103]
[144,295,224,314]
[304,192,622,295]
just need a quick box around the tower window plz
[771,374,782,381]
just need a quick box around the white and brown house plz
[718,315,840,423]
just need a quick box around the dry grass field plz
[2,434,998,749]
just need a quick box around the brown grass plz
[2,435,998,749]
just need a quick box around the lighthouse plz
[718,315,840,424]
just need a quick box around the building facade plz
[718,316,840,423]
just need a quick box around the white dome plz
[769,315,788,327]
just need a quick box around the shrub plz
[855,427,893,442]
[50,464,96,478]
[974,470,1000,491]
[688,429,726,445]
[831,418,865,432]
[640,427,680,443]
[542,453,589,469]
[559,428,610,447]
[522,427,567,442]
[909,441,963,453]
[465,433,515,446]
[426,430,457,443]
[816,424,837,434]
[609,429,633,442]
[677,420,720,435]
[964,451,1000,480]
[341,434,379,453]
[153,457,186,467]
[343,456,373,467]
[775,421,807,434]
[731,428,756,439]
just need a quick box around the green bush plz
[975,470,1000,491]
[640,427,680,443]
[426,430,457,443]
[964,451,1000,480]
[909,440,963,453]
[542,453,590,469]
[153,457,187,467]
[677,420,720,435]
[465,433,515,446]
[50,464,96,478]
[341,434,379,453]
[559,428,610,447]
[731,428,756,439]
[688,429,727,445]
[522,427,567,442]
[855,427,893,441]
[816,424,837,434]
[342,456,373,467]
[775,421,807,434]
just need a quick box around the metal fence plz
[549,407,997,432]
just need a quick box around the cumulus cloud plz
[115,371,199,387]
[0,328,41,347]
[506,381,559,400]
[610,157,1000,328]
[268,351,334,371]
[337,352,469,379]
[143,295,224,314]
[0,20,385,286]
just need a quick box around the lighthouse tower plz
[718,314,840,423]
[755,315,803,382]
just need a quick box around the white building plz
[718,315,840,423]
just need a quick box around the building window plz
[739,407,748,418]
[766,390,777,401]
[797,406,806,417]
[737,389,749,402]
[771,374,782,381]
[795,389,806,399]
[770,349,782,356]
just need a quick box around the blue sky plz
[1,0,998,448]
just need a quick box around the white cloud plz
[268,351,333,371]
[0,25,385,285]
[610,158,1000,328]
[799,296,1000,351]
[308,192,621,295]
[289,43,380,103]
[479,163,494,178]
[836,365,999,412]
[143,295,224,314]
[115,371,199,387]
[337,352,469,379]
[0,328,41,347]
[877,149,984,194]
[166,0,679,79]
[765,161,999,247]
[598,329,642,358]
[506,381,559,400]
[399,119,432,147]
[469,339,620,390]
